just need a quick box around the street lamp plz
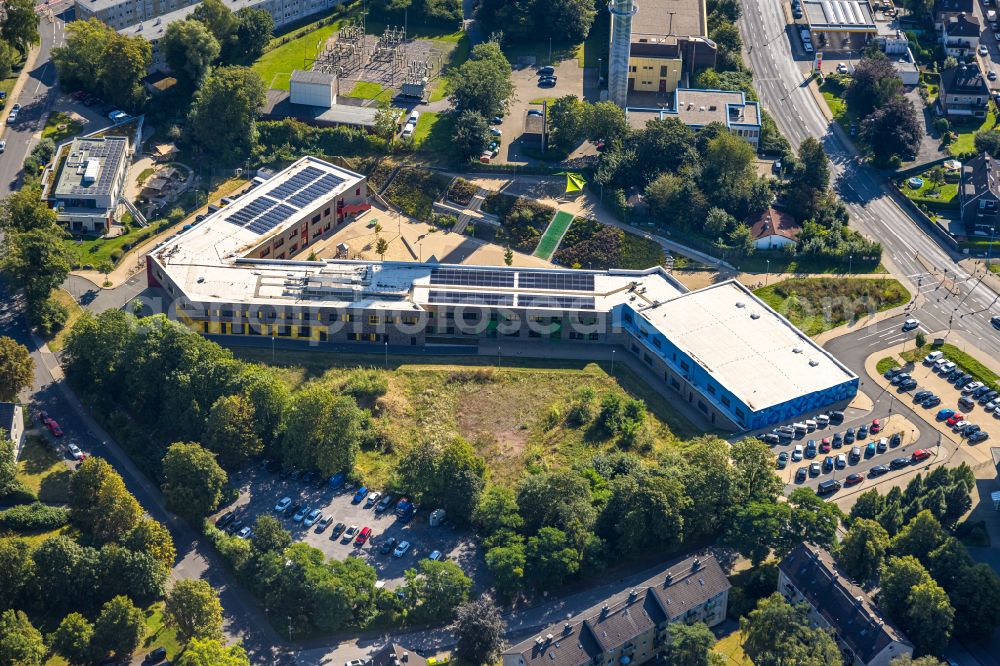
[611,348,616,375]
[765,258,771,286]
[271,336,275,364]
[848,254,853,275]
[384,341,388,369]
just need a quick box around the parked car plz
[760,433,780,445]
[914,390,933,402]
[884,367,902,379]
[809,461,821,476]
[237,526,252,539]
[317,515,333,532]
[912,449,931,462]
[899,378,918,391]
[0,139,6,153]
[303,509,322,527]
[108,110,129,123]
[68,443,84,460]
[924,351,944,364]
[832,432,844,447]
[969,430,990,443]
[844,473,864,486]
[865,442,876,457]
[538,76,557,87]
[939,361,957,374]
[292,505,310,522]
[805,440,817,457]
[891,373,910,386]
[795,467,808,482]
[355,526,372,545]
[428,550,443,561]
[876,438,888,452]
[890,457,910,469]
[922,395,941,408]
[537,66,555,77]
[947,413,965,426]
[958,396,975,411]
[274,497,292,512]
[869,465,889,477]
[962,381,984,395]
[352,486,369,504]
[776,451,788,468]
[791,444,803,461]
[829,410,845,424]
[823,456,834,472]
[890,432,902,447]
[365,491,382,508]
[331,522,346,539]
[937,408,955,420]
[144,647,168,664]
[393,540,411,557]
[216,511,235,528]
[819,438,831,453]
[375,494,395,513]
[850,445,862,462]
[870,418,882,433]
[47,419,64,437]
[836,62,848,74]
[379,536,398,554]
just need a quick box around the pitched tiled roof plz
[779,543,913,665]
[747,207,801,241]
[945,13,980,36]
[503,553,730,666]
[369,644,427,666]
[941,63,989,96]
[962,152,1000,202]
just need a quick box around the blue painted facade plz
[616,304,859,431]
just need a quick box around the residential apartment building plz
[502,553,730,666]
[778,543,914,666]
[147,156,858,432]
[0,403,25,461]
[959,152,1000,233]
[625,89,762,148]
[939,62,990,119]
[941,12,981,57]
[933,0,975,30]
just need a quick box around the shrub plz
[342,370,388,401]
[0,502,71,531]
[0,481,38,506]
[109,250,122,263]
[448,178,478,206]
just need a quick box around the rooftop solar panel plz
[428,290,514,306]
[518,294,596,310]
[518,272,595,292]
[430,268,515,288]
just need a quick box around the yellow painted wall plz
[628,56,682,92]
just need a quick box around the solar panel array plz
[518,271,595,292]
[220,165,347,236]
[430,268,515,288]
[428,290,514,306]
[519,294,596,310]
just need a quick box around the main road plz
[0,0,71,196]
[740,0,1000,355]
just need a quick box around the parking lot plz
[213,466,487,591]
[759,412,932,497]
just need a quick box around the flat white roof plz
[635,281,857,411]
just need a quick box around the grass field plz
[16,435,72,503]
[713,631,754,666]
[230,351,699,488]
[950,110,995,156]
[412,111,443,147]
[42,112,84,143]
[253,21,345,90]
[534,211,574,259]
[140,603,182,661]
[876,356,900,374]
[48,288,85,353]
[344,81,392,101]
[900,343,999,388]
[899,176,959,209]
[753,278,911,336]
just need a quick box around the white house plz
[1,403,25,461]
[747,207,802,250]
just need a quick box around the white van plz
[816,414,830,427]
[804,419,818,431]
[401,122,415,139]
[792,422,809,435]
[407,110,419,125]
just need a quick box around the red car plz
[870,418,882,433]
[946,414,964,426]
[912,449,931,462]
[355,526,372,546]
[819,439,831,453]
[844,473,865,486]
[46,419,64,437]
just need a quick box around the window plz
[721,395,731,407]
[680,360,690,372]
[401,315,418,325]
[274,237,284,248]
[368,315,380,325]
[299,326,311,337]
[698,400,708,413]
[707,384,716,395]
[324,208,330,216]
[260,247,270,257]
[311,214,320,223]
[629,66,637,73]
[588,332,599,340]
[623,311,634,324]
[653,337,662,349]
[569,332,584,340]
[355,188,362,196]
[660,65,668,76]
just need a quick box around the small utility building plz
[290,69,338,107]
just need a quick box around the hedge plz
[0,502,70,531]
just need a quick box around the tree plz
[861,96,922,165]
[663,622,717,666]
[704,207,736,237]
[700,131,761,216]
[548,95,589,154]
[586,101,629,145]
[644,172,708,229]
[188,66,266,163]
[504,246,514,266]
[484,541,525,600]
[69,456,143,543]
[0,185,58,233]
[161,20,220,86]
[0,40,13,81]
[542,0,596,42]
[880,555,933,619]
[401,559,472,621]
[165,579,224,644]
[724,500,790,566]
[373,103,399,142]
[0,609,45,666]
[191,0,236,44]
[205,394,262,468]
[890,657,948,666]
[950,562,1000,638]
[847,54,904,118]
[251,514,291,554]
[741,593,841,666]
[52,19,112,92]
[891,510,947,562]
[0,537,33,608]
[124,518,177,570]
[730,438,783,504]
[0,439,15,496]
[516,469,596,534]
[0,336,33,402]
[785,488,843,552]
[903,579,954,654]
[375,236,389,260]
[449,42,514,119]
[525,527,580,590]
[974,128,1000,157]
[599,469,689,551]
[51,612,95,665]
[836,518,889,583]
[1,0,40,53]
[282,386,363,476]
[92,595,145,658]
[452,110,491,161]
[453,597,505,666]
[175,638,250,666]
[99,32,152,111]
[397,438,487,523]
[236,367,289,452]
[230,7,274,62]
[161,442,228,520]
[1,225,75,310]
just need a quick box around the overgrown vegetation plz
[753,277,911,336]
[382,168,452,221]
[553,217,665,270]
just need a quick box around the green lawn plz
[534,211,574,259]
[42,112,84,143]
[253,21,346,90]
[753,277,911,336]
[344,81,392,101]
[713,631,754,666]
[48,288,85,353]
[528,96,559,105]
[140,603,182,661]
[414,112,455,159]
[876,356,900,374]
[950,110,996,156]
[899,176,959,209]
[819,82,855,133]
[16,435,72,503]
[428,32,471,103]
[990,263,1000,274]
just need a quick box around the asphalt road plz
[0,1,69,196]
[740,0,1000,357]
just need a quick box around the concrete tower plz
[608,0,638,108]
